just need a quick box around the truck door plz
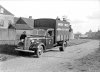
[46,30,54,49]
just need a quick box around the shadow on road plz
[44,49,60,53]
[0,45,21,61]
[0,45,61,61]
[0,45,37,61]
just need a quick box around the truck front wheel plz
[35,45,43,58]
[59,42,66,51]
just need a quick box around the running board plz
[15,49,35,53]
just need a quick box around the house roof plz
[13,24,33,30]
[0,5,14,16]
[14,17,19,23]
[15,17,34,30]
[20,17,34,28]
[8,24,32,30]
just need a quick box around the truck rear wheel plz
[36,45,43,58]
[59,42,66,51]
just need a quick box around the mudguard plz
[29,42,45,50]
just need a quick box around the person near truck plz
[18,31,27,46]
[20,31,27,41]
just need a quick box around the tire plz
[36,45,43,58]
[59,42,66,51]
[18,51,24,55]
[59,46,64,51]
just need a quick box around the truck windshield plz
[38,29,46,36]
[32,29,46,36]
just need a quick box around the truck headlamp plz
[31,40,35,43]
[31,39,39,43]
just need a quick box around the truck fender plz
[37,43,45,50]
[29,42,45,51]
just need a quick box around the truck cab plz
[45,29,54,48]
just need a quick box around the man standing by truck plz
[20,31,27,41]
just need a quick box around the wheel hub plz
[38,46,43,55]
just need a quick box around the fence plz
[0,29,17,45]
[0,29,38,45]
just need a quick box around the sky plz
[0,0,100,34]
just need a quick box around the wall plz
[0,29,38,45]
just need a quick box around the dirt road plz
[0,40,99,72]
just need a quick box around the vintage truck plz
[15,18,71,57]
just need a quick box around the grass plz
[68,39,91,46]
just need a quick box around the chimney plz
[29,16,32,19]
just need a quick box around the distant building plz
[85,30,96,39]
[74,32,82,39]
[95,30,100,39]
[79,34,88,39]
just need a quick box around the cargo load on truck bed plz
[34,18,70,42]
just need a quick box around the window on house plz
[0,8,4,13]
[0,19,4,26]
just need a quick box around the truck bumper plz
[15,49,35,53]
